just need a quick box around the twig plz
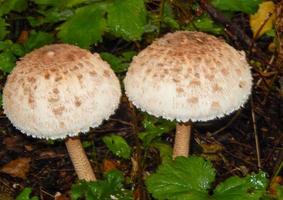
[127,98,147,200]
[249,12,273,55]
[250,95,261,169]
[211,109,242,136]
[198,0,276,69]
[255,55,275,88]
[158,0,166,34]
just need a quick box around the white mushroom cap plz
[124,31,252,122]
[3,44,121,139]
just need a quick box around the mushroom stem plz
[173,123,192,159]
[65,137,96,181]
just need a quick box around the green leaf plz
[213,171,268,200]
[32,0,62,6]
[16,188,39,200]
[32,0,86,7]
[24,30,54,52]
[0,40,13,50]
[57,4,106,48]
[10,43,25,56]
[100,51,136,73]
[162,2,180,30]
[103,135,132,159]
[71,170,133,200]
[0,94,2,107]
[187,14,224,35]
[0,18,8,40]
[211,0,262,14]
[0,0,27,16]
[151,141,172,164]
[0,51,17,73]
[146,156,215,200]
[28,8,73,27]
[139,114,175,147]
[107,0,147,41]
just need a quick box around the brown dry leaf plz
[55,192,70,200]
[0,157,31,179]
[200,143,223,154]
[201,153,222,161]
[0,192,13,200]
[17,30,29,44]
[103,159,118,172]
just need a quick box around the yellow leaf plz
[250,1,275,38]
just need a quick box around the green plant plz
[103,135,132,159]
[146,156,268,200]
[71,170,133,200]
[139,114,175,148]
[16,188,39,200]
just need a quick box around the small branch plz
[158,0,166,34]
[250,95,262,169]
[127,98,147,200]
[211,109,242,136]
[198,0,276,68]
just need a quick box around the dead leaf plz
[0,192,13,200]
[200,143,223,154]
[3,136,24,151]
[0,157,31,179]
[17,31,29,44]
[55,192,70,200]
[103,159,118,172]
[250,1,276,38]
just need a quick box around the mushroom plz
[3,44,121,181]
[124,31,252,159]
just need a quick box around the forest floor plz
[0,85,282,199]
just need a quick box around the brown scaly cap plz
[124,31,252,122]
[3,44,121,139]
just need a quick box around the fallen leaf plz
[3,136,24,151]
[0,192,13,200]
[17,30,29,44]
[0,157,31,179]
[269,176,283,196]
[250,1,276,38]
[200,143,224,154]
[103,159,118,172]
[55,192,70,200]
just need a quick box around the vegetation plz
[0,0,282,199]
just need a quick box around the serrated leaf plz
[71,170,133,200]
[15,188,39,200]
[0,0,27,16]
[10,43,25,56]
[0,40,13,50]
[162,2,180,30]
[32,0,62,6]
[107,0,147,41]
[32,0,85,7]
[103,135,131,159]
[146,156,215,200]
[250,1,276,38]
[100,52,128,73]
[187,14,224,35]
[57,5,106,48]
[100,51,136,73]
[213,171,268,200]
[28,8,73,27]
[24,30,54,52]
[211,0,262,14]
[0,51,16,73]
[151,142,172,164]
[0,18,8,40]
[139,114,175,147]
